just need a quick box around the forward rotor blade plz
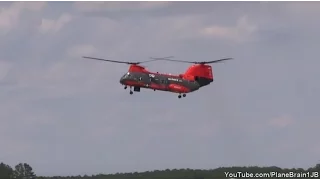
[83,56,134,64]
[83,56,160,64]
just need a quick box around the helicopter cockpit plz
[120,72,132,84]
[124,72,131,78]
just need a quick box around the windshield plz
[122,72,131,78]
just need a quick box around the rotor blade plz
[149,56,175,60]
[83,56,134,64]
[204,58,233,64]
[154,58,194,63]
[139,58,167,63]
[151,57,233,64]
[83,56,161,64]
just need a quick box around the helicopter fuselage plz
[118,64,214,98]
[120,71,201,94]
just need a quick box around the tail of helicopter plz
[183,64,213,87]
[150,57,233,87]
[182,64,214,87]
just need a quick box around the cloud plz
[200,16,257,42]
[73,1,171,12]
[38,13,73,34]
[67,44,97,58]
[16,2,47,12]
[285,2,320,14]
[4,62,100,99]
[0,60,12,80]
[0,2,46,34]
[269,114,293,128]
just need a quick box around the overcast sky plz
[1,1,320,176]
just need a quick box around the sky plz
[1,1,320,176]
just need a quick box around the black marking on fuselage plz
[195,77,214,87]
[120,72,212,93]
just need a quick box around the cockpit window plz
[121,73,130,80]
[123,72,131,78]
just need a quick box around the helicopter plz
[82,56,233,98]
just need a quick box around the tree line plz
[0,163,35,179]
[1,162,320,179]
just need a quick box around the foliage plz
[0,162,14,178]
[0,162,36,179]
[13,163,36,179]
[1,162,320,179]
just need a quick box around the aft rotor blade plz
[204,58,233,64]
[153,57,233,64]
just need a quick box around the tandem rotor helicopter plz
[82,56,233,98]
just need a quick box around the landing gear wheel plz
[178,95,181,98]
[183,94,186,97]
[124,86,127,89]
[130,91,133,95]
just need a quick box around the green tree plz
[0,162,14,178]
[13,163,36,179]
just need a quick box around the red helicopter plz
[83,56,233,98]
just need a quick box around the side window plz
[139,77,142,81]
[161,79,168,84]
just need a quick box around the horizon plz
[2,162,320,177]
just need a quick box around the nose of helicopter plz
[119,76,125,84]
